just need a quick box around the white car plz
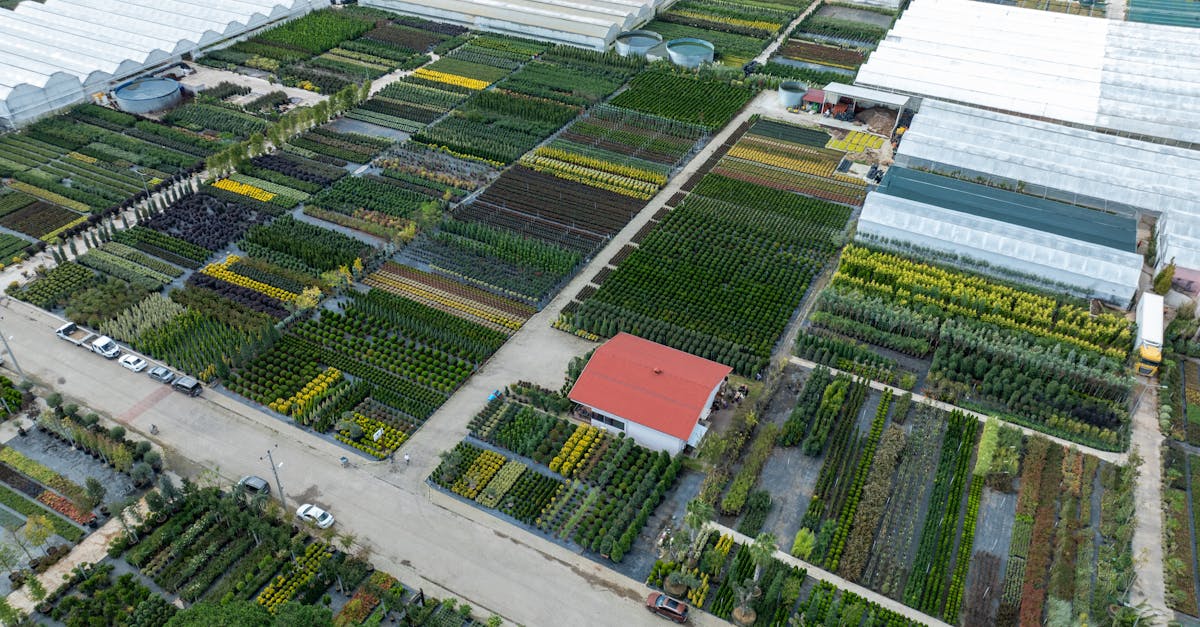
[296,503,335,529]
[119,354,148,373]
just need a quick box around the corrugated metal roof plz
[568,333,730,441]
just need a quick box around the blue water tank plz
[113,77,183,114]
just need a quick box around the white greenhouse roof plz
[855,0,1200,145]
[857,192,1143,302]
[0,0,322,127]
[363,0,657,50]
[896,100,1200,216]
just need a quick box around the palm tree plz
[747,532,778,586]
[732,578,758,626]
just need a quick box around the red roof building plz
[568,333,732,454]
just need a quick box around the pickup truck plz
[55,322,96,347]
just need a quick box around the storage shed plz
[568,333,731,455]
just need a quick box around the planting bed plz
[431,388,681,563]
[564,121,853,375]
[414,90,580,164]
[609,72,755,131]
[228,287,504,441]
[713,118,867,205]
[746,365,1135,625]
[779,38,868,70]
[808,243,1133,449]
[365,261,536,332]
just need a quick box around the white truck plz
[55,322,95,347]
[1135,292,1164,376]
[55,323,121,359]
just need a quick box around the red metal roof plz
[802,89,826,103]
[568,333,732,441]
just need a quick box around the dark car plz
[646,592,688,623]
[172,376,202,397]
[148,366,175,384]
[237,475,270,495]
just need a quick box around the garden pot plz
[664,579,687,597]
[732,606,756,626]
[99,506,109,516]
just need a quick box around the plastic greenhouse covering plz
[0,0,324,128]
[363,0,659,50]
[855,0,1200,145]
[857,192,1144,303]
[896,99,1200,273]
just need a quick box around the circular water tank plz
[665,38,715,68]
[113,77,183,115]
[778,81,807,108]
[615,30,663,57]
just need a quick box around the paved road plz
[1130,380,1170,624]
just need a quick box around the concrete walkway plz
[788,356,1127,464]
[1130,380,1170,624]
[705,521,946,627]
[5,501,143,613]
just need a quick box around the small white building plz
[568,333,731,455]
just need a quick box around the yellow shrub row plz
[533,146,667,185]
[413,68,490,91]
[202,254,300,303]
[212,178,275,202]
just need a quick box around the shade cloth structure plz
[855,0,1200,146]
[895,99,1200,273]
[0,0,324,129]
[364,0,658,50]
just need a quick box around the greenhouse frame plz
[896,99,1200,273]
[0,0,325,129]
[363,0,660,50]
[856,193,1144,303]
[855,0,1200,146]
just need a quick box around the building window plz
[594,415,625,431]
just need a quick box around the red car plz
[646,592,689,623]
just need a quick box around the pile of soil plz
[855,106,897,135]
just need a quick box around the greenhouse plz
[895,99,1200,273]
[363,0,658,50]
[856,193,1144,303]
[855,0,1200,146]
[1127,0,1200,27]
[0,0,324,128]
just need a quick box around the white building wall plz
[586,407,686,454]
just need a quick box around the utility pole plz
[0,324,25,381]
[261,445,285,508]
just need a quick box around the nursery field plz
[562,121,853,376]
[523,105,707,202]
[414,89,580,165]
[34,486,482,626]
[456,165,645,254]
[227,287,505,456]
[700,367,1136,626]
[431,385,681,563]
[0,104,220,225]
[778,38,868,71]
[712,118,868,205]
[201,9,454,94]
[806,244,1134,450]
[644,0,811,67]
[609,72,755,131]
[789,9,891,45]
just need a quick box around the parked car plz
[646,593,689,623]
[119,354,147,373]
[148,366,175,384]
[296,503,335,528]
[90,336,121,359]
[172,376,202,397]
[237,475,270,495]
